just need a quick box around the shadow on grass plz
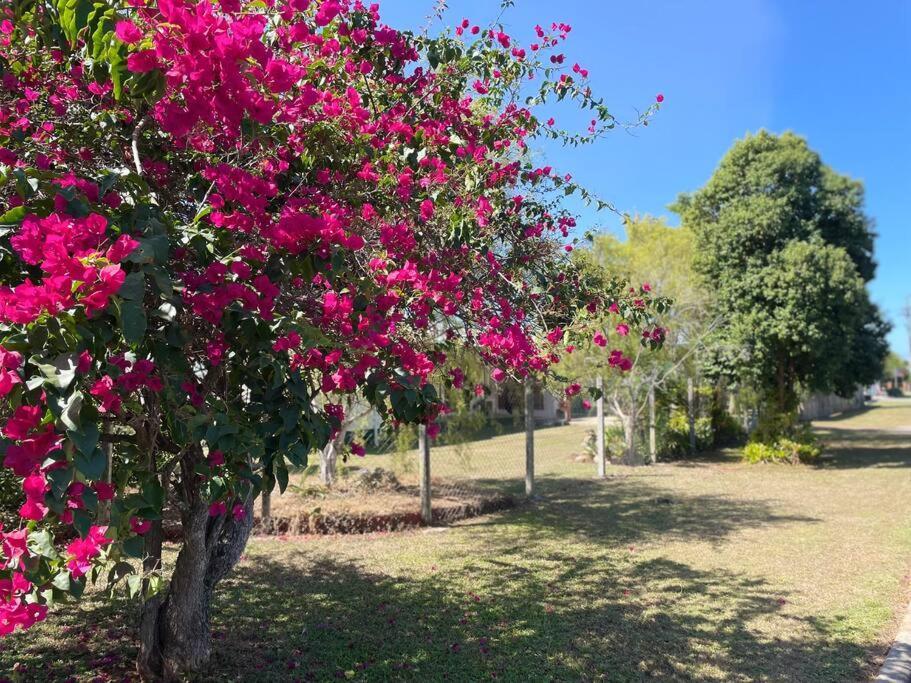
[463,475,820,547]
[196,551,877,682]
[0,592,139,682]
[813,427,911,469]
[0,466,884,682]
[1,548,879,683]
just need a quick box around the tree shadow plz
[0,591,139,682]
[194,551,879,682]
[193,475,846,682]
[462,475,820,547]
[813,427,911,469]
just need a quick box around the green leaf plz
[123,535,145,559]
[0,205,26,225]
[70,576,86,599]
[72,509,92,537]
[68,423,100,456]
[127,573,147,599]
[28,530,58,559]
[121,300,147,343]
[119,271,146,301]
[47,466,73,500]
[126,235,169,265]
[59,390,84,431]
[32,353,79,390]
[141,479,165,510]
[75,447,107,480]
[51,571,71,592]
[275,460,289,494]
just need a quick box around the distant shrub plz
[661,410,713,458]
[886,387,904,398]
[605,425,627,458]
[743,424,822,464]
[712,410,747,447]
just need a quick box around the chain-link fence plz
[258,379,608,531]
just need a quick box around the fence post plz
[524,377,535,497]
[648,386,657,463]
[419,424,432,524]
[596,375,606,478]
[687,376,696,454]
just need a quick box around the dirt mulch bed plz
[252,468,516,535]
[253,491,515,535]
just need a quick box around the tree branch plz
[131,115,151,175]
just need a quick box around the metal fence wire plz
[345,378,602,523]
[262,378,605,531]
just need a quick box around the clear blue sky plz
[382,0,911,360]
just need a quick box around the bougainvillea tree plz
[0,0,665,678]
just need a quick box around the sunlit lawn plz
[354,418,597,484]
[3,399,911,682]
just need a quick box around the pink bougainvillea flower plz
[114,20,143,44]
[490,368,506,383]
[130,517,152,535]
[66,526,112,578]
[350,442,365,457]
[19,473,49,521]
[231,504,246,521]
[565,383,581,397]
[582,399,592,410]
[208,501,227,517]
[93,481,115,502]
[0,346,23,397]
[2,405,42,441]
[615,324,630,337]
[126,50,158,73]
[592,332,607,347]
[656,93,664,103]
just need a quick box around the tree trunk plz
[260,489,271,532]
[137,499,254,682]
[319,429,345,487]
[622,406,640,466]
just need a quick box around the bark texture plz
[137,500,253,681]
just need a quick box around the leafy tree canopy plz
[0,0,664,677]
[673,131,888,416]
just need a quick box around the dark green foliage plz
[0,466,21,528]
[675,131,889,433]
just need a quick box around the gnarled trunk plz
[137,499,253,682]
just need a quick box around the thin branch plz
[131,115,151,175]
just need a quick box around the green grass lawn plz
[341,418,597,486]
[4,399,911,681]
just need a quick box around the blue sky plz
[382,0,911,360]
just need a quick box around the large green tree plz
[674,131,889,424]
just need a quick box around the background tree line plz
[571,130,891,461]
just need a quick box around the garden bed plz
[252,468,516,535]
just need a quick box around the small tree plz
[567,217,711,463]
[0,1,663,679]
